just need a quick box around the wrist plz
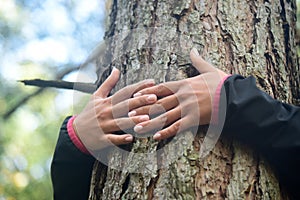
[211,74,232,124]
[67,116,90,154]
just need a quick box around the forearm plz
[220,75,300,197]
[51,117,95,200]
[221,75,300,150]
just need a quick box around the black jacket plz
[222,75,300,198]
[51,116,95,200]
[51,75,300,199]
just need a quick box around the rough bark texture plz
[89,0,300,199]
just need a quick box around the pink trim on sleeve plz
[211,75,232,125]
[67,116,90,154]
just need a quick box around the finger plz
[128,95,178,117]
[111,79,155,105]
[94,67,120,98]
[190,48,216,74]
[102,115,150,132]
[153,117,189,140]
[112,94,157,118]
[133,107,181,134]
[105,133,134,145]
[133,82,179,98]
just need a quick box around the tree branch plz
[3,64,95,120]
[19,79,97,94]
[3,46,106,119]
[3,88,44,120]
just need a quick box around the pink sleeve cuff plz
[67,116,90,154]
[211,75,232,125]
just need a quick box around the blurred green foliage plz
[1,0,300,199]
[0,0,105,199]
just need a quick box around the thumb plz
[190,48,216,73]
[94,67,120,98]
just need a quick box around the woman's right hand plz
[129,49,228,140]
[73,68,157,151]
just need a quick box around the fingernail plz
[133,92,142,98]
[125,135,133,142]
[192,48,199,56]
[139,115,149,121]
[153,132,161,140]
[112,67,118,73]
[147,94,156,102]
[128,110,137,117]
[134,125,143,132]
[146,79,155,86]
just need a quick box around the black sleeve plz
[51,117,95,200]
[221,75,300,198]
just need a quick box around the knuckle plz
[114,119,123,129]
[119,87,133,99]
[125,86,134,95]
[173,122,180,131]
[158,113,168,124]
[139,96,148,104]
[118,119,130,130]
[101,98,111,105]
[177,91,192,101]
[97,107,111,119]
[143,106,151,113]
[105,134,114,144]
[156,84,165,94]
[168,124,180,136]
[152,103,165,112]
[98,121,110,133]
[161,125,177,139]
[98,100,113,110]
[156,99,164,106]
[137,106,149,114]
[133,108,142,115]
[132,81,146,92]
[121,119,135,129]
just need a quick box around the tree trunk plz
[88,0,299,199]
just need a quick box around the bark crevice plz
[88,1,298,199]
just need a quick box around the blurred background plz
[0,0,106,199]
[0,0,300,199]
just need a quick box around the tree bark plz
[88,0,299,199]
